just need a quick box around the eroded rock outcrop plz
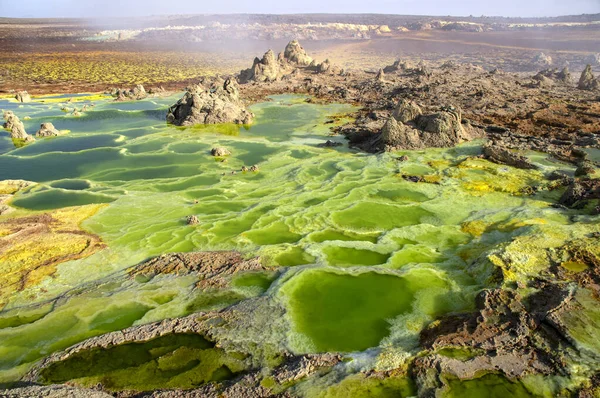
[483,142,538,170]
[575,160,597,177]
[380,117,422,150]
[14,91,31,103]
[533,67,572,85]
[578,65,600,91]
[316,58,331,73]
[36,122,63,137]
[271,353,342,384]
[108,85,167,100]
[559,179,600,208]
[211,147,231,156]
[413,287,573,396]
[392,99,423,123]
[238,49,282,83]
[239,40,335,83]
[166,78,253,126]
[309,58,342,75]
[533,52,553,67]
[2,111,34,142]
[357,104,482,152]
[414,106,465,137]
[113,84,148,101]
[284,39,313,66]
[485,128,598,165]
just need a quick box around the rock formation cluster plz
[166,78,253,126]
[113,84,148,101]
[364,101,483,151]
[239,40,342,84]
[107,85,166,101]
[531,67,572,87]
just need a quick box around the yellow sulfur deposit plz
[0,204,106,308]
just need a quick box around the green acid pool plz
[0,93,595,395]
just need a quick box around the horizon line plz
[2,12,600,20]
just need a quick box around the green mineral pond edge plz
[279,269,415,352]
[38,333,247,391]
[278,267,468,353]
[0,93,596,395]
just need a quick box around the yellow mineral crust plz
[0,204,106,308]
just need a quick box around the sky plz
[0,0,599,18]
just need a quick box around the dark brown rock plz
[483,142,538,169]
[575,161,597,177]
[318,139,343,148]
[559,179,600,208]
[414,287,573,396]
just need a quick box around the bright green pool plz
[0,93,594,395]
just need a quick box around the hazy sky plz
[1,0,599,18]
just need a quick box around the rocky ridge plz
[232,48,600,161]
